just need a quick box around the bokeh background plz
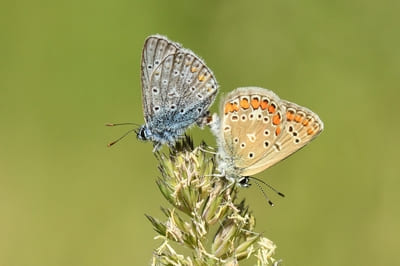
[1,0,399,265]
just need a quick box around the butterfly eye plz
[238,176,250,187]
[140,130,146,139]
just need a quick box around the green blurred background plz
[1,0,399,265]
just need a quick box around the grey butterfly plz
[211,87,323,200]
[108,35,219,150]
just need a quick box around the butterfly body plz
[138,35,218,149]
[212,87,324,184]
[137,101,211,145]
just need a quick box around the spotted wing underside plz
[140,35,219,143]
[219,87,323,177]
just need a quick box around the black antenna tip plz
[268,200,275,207]
[105,123,115,127]
[278,192,285,197]
[107,141,116,147]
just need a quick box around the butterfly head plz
[137,125,151,141]
[237,176,251,187]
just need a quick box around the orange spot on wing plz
[240,99,250,109]
[198,74,206,81]
[294,114,303,123]
[232,103,239,112]
[307,128,314,135]
[260,99,269,110]
[251,98,260,109]
[268,104,276,113]
[191,67,197,72]
[224,102,239,114]
[275,126,281,136]
[224,103,232,114]
[286,111,295,121]
[302,119,309,126]
[272,114,281,125]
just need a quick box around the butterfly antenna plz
[105,122,141,127]
[107,128,137,147]
[249,176,285,198]
[252,179,275,206]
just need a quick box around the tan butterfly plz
[211,87,323,201]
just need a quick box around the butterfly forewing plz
[218,87,323,177]
[140,35,218,146]
[220,87,287,173]
[141,35,181,122]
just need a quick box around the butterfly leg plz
[198,146,218,155]
[152,142,162,152]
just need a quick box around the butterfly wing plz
[141,35,181,123]
[244,99,323,175]
[218,87,286,173]
[141,35,218,144]
[218,87,323,177]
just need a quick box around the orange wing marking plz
[240,99,250,109]
[260,99,269,110]
[272,113,281,125]
[251,98,260,109]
